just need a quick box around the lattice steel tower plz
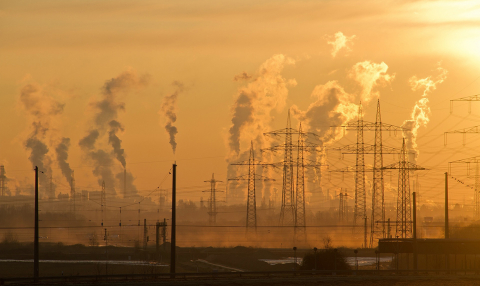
[295,123,306,240]
[230,141,275,234]
[371,100,385,247]
[0,165,6,197]
[383,138,426,238]
[332,100,410,247]
[71,170,76,214]
[205,173,222,225]
[448,156,480,219]
[355,104,366,228]
[246,143,257,232]
[281,111,295,226]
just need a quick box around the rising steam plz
[227,54,296,204]
[228,54,296,157]
[349,61,394,104]
[79,69,148,195]
[160,81,184,154]
[55,137,73,188]
[292,60,392,203]
[402,65,448,159]
[327,32,356,57]
[19,83,65,198]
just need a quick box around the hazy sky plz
[1,0,480,207]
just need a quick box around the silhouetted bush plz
[300,249,350,271]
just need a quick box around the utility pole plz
[445,172,449,239]
[34,166,39,282]
[101,181,106,226]
[413,192,417,272]
[104,228,108,275]
[170,163,177,277]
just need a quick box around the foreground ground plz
[6,275,480,286]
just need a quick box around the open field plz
[5,274,480,286]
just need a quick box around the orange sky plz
[1,0,480,209]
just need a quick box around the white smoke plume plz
[79,69,148,195]
[349,61,394,104]
[160,81,184,154]
[228,54,297,157]
[327,32,356,58]
[19,83,65,198]
[292,81,357,145]
[292,60,392,204]
[227,54,296,205]
[402,65,448,159]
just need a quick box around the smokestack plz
[124,166,126,198]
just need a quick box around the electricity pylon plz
[266,110,295,226]
[0,165,6,197]
[295,123,307,241]
[450,94,480,114]
[383,138,426,238]
[448,156,480,219]
[203,173,223,225]
[444,125,480,146]
[230,141,275,234]
[71,170,76,214]
[263,115,323,233]
[338,190,348,222]
[330,142,405,246]
[331,100,409,247]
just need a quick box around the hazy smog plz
[2,1,480,284]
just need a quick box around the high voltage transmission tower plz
[331,100,408,248]
[444,125,480,146]
[383,138,426,239]
[263,113,322,239]
[264,111,296,226]
[450,94,480,114]
[448,156,480,219]
[262,110,321,230]
[230,141,275,235]
[71,170,76,215]
[330,141,404,246]
[338,189,348,222]
[203,174,223,225]
[295,124,307,241]
[0,165,6,197]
